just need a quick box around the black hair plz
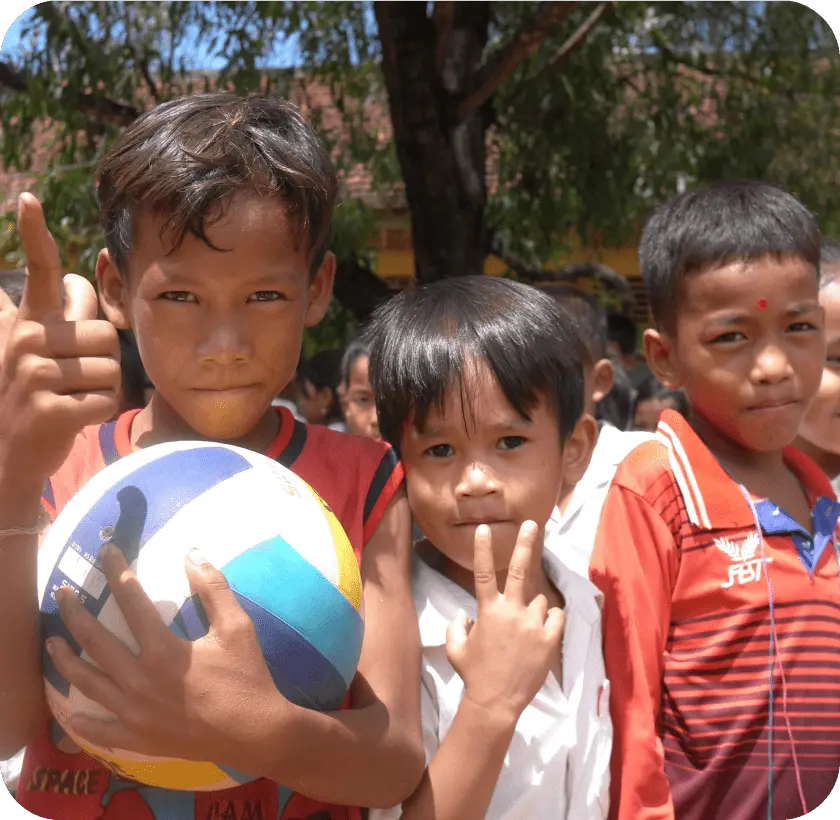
[820,238,840,288]
[541,283,607,361]
[300,348,344,424]
[606,312,638,356]
[363,276,586,454]
[340,338,371,389]
[634,374,691,419]
[97,93,338,276]
[639,180,820,330]
[118,330,152,410]
[595,355,634,431]
[0,269,26,306]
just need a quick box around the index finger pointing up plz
[16,193,65,322]
[473,524,499,609]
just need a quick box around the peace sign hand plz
[445,521,565,724]
[0,194,121,489]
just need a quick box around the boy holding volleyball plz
[0,94,423,819]
[363,276,612,820]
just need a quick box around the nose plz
[196,315,252,365]
[455,461,498,498]
[750,340,793,385]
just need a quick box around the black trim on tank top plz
[275,418,308,468]
[364,448,400,524]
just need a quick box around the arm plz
[254,488,425,806]
[0,481,48,758]
[589,485,677,820]
[377,522,565,820]
[397,697,517,820]
[48,490,425,809]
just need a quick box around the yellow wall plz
[374,246,641,279]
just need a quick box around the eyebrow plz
[419,418,533,438]
[709,302,821,326]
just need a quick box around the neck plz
[130,393,281,453]
[691,411,787,485]
[793,436,840,480]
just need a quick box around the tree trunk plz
[374,2,490,284]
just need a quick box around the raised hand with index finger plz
[0,194,121,490]
[445,521,566,724]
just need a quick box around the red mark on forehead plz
[756,298,768,310]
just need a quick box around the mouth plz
[192,385,261,396]
[746,399,799,413]
[453,519,512,527]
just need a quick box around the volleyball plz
[37,440,364,791]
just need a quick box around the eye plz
[498,436,527,450]
[710,331,746,344]
[425,444,454,459]
[826,355,840,367]
[250,291,285,302]
[788,321,817,333]
[160,291,196,303]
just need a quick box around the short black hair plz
[541,283,607,361]
[363,276,586,454]
[634,374,691,418]
[606,312,638,356]
[595,355,634,431]
[0,269,26,306]
[820,238,840,288]
[340,338,371,388]
[301,348,344,423]
[97,93,338,276]
[639,180,820,330]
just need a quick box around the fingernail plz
[188,548,207,566]
[55,587,72,605]
[99,543,114,560]
[45,638,56,656]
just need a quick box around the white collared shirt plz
[545,424,655,578]
[371,550,612,820]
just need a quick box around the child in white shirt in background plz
[541,285,654,578]
[364,276,612,820]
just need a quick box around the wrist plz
[234,693,308,779]
[459,691,523,734]
[0,474,47,529]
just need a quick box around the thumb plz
[544,607,566,648]
[184,549,242,639]
[445,610,471,669]
[62,274,99,322]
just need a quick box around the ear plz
[643,327,682,390]
[337,383,348,415]
[591,358,615,404]
[560,414,599,498]
[304,251,336,328]
[96,249,131,329]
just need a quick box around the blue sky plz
[1,7,301,67]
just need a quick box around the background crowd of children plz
[1,92,839,820]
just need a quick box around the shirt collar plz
[413,549,603,648]
[654,409,836,531]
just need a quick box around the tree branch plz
[122,4,160,103]
[458,1,580,120]
[490,243,635,305]
[0,60,139,126]
[540,1,612,77]
[0,60,27,92]
[333,254,394,322]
